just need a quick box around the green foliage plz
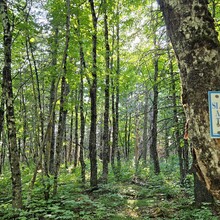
[174,204,218,220]
[0,157,219,220]
[1,0,220,219]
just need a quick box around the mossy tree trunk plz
[158,0,220,200]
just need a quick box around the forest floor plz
[0,160,220,219]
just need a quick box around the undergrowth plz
[0,157,219,219]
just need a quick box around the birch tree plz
[0,0,23,208]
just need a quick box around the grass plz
[0,158,219,219]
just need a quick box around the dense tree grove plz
[1,0,220,219]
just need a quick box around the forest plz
[1,0,220,219]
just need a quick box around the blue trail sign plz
[208,91,220,138]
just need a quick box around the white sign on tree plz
[208,91,220,138]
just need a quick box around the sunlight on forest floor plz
[0,162,220,219]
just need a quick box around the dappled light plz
[1,0,220,219]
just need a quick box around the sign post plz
[208,91,220,138]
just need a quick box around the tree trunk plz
[142,89,149,165]
[53,0,70,195]
[19,70,28,165]
[79,68,86,184]
[1,0,23,208]
[0,134,6,175]
[0,89,5,174]
[26,37,41,160]
[111,80,116,171]
[48,26,58,175]
[74,90,79,168]
[102,0,110,183]
[164,122,169,159]
[150,57,160,175]
[48,77,56,175]
[29,39,44,141]
[115,0,121,175]
[135,116,140,174]
[168,47,185,184]
[158,0,220,199]
[53,76,68,196]
[111,1,121,177]
[0,90,5,148]
[89,0,98,187]
[124,110,128,160]
[76,16,86,184]
[68,106,74,163]
[183,138,189,178]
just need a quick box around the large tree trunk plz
[1,0,23,208]
[158,0,220,199]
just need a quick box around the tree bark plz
[74,90,79,168]
[168,47,185,184]
[68,106,74,163]
[158,0,220,199]
[0,90,4,146]
[150,57,160,175]
[102,0,110,183]
[0,88,5,174]
[76,15,86,184]
[88,0,98,187]
[142,89,149,165]
[79,64,86,184]
[135,116,140,174]
[115,0,121,174]
[48,26,59,175]
[53,0,70,195]
[124,108,129,160]
[1,0,23,208]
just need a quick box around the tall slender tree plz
[0,0,23,209]
[88,0,98,187]
[74,90,79,168]
[149,7,161,174]
[76,15,86,184]
[111,0,121,177]
[150,55,160,174]
[48,27,58,175]
[102,0,111,183]
[53,0,70,195]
